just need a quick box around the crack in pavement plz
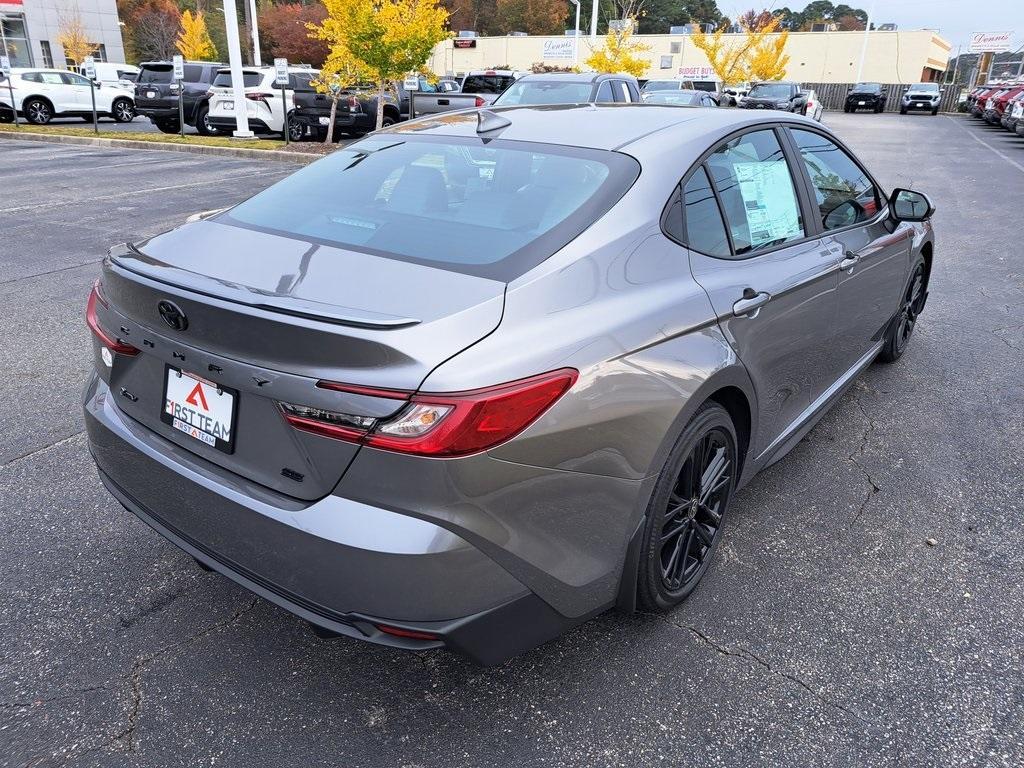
[1,431,86,469]
[47,598,260,766]
[645,613,877,728]
[847,386,882,527]
[1,684,112,711]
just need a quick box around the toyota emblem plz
[158,300,188,331]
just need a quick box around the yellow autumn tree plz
[309,0,450,131]
[309,44,373,143]
[56,11,97,66]
[747,21,790,81]
[585,20,650,78]
[176,10,218,61]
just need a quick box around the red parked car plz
[970,86,1000,117]
[983,85,1024,124]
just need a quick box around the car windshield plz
[911,83,939,92]
[748,83,792,99]
[138,66,173,84]
[222,136,638,280]
[495,80,593,105]
[462,75,515,94]
[213,71,263,88]
[643,80,681,91]
[852,83,881,93]
[644,92,701,106]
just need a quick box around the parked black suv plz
[845,82,888,113]
[740,81,804,112]
[291,85,402,140]
[134,61,224,135]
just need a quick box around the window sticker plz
[733,162,802,247]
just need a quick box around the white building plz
[0,0,126,68]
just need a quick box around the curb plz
[0,130,322,163]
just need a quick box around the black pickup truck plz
[740,81,806,112]
[291,85,402,140]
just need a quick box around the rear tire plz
[154,118,180,134]
[24,98,53,125]
[195,106,218,136]
[637,403,737,612]
[112,97,135,122]
[878,255,927,363]
[286,112,304,142]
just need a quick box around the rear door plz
[681,127,840,452]
[785,127,910,376]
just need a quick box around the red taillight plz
[375,624,439,641]
[282,369,577,458]
[474,96,485,107]
[346,95,359,109]
[86,281,138,356]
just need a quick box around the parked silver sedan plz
[84,105,934,665]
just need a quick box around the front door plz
[61,72,94,111]
[683,128,839,454]
[785,127,911,375]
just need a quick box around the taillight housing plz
[280,369,577,458]
[347,95,361,111]
[86,280,139,356]
[474,96,485,107]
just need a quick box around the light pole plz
[589,0,598,41]
[854,1,875,83]
[570,0,580,64]
[222,0,254,137]
[249,0,261,66]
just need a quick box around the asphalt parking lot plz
[1,112,1022,767]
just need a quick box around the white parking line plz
[945,115,1024,175]
[3,169,287,213]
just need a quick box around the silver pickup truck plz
[411,70,526,116]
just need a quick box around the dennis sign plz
[968,31,1014,53]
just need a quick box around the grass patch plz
[0,122,286,150]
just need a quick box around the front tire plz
[637,403,737,611]
[900,107,908,115]
[112,98,135,122]
[878,255,927,363]
[24,98,53,125]
[931,107,938,116]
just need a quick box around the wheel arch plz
[22,93,55,114]
[382,103,400,120]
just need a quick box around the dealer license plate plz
[223,102,233,110]
[319,116,331,125]
[161,367,236,453]
[858,100,866,105]
[146,91,156,99]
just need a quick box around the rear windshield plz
[222,136,639,280]
[645,92,702,106]
[496,80,593,105]
[213,71,263,88]
[748,83,793,99]
[462,75,515,94]
[644,80,681,91]
[138,66,173,84]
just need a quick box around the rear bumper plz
[137,105,182,121]
[208,116,274,134]
[293,111,374,133]
[84,374,591,664]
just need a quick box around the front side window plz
[461,75,515,94]
[791,129,879,231]
[682,166,730,257]
[223,137,638,280]
[705,130,805,255]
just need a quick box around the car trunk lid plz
[98,219,505,500]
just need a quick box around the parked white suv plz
[0,68,135,124]
[207,66,317,140]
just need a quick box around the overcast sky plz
[721,0,1024,52]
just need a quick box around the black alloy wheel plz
[638,403,737,610]
[878,256,926,363]
[287,114,304,142]
[24,98,52,124]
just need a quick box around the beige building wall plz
[428,30,952,84]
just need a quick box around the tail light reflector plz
[86,281,139,356]
[375,624,439,641]
[474,96,485,107]
[281,369,577,458]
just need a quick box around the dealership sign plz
[679,65,716,80]
[542,39,575,60]
[968,31,1013,53]
[453,39,477,49]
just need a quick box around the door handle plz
[438,99,449,105]
[838,251,860,271]
[732,289,771,317]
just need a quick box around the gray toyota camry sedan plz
[84,104,934,665]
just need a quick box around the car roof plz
[516,73,634,83]
[387,103,816,151]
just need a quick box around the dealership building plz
[428,29,952,84]
[0,0,126,68]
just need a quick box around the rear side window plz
[138,66,172,84]
[682,167,730,257]
[290,73,315,91]
[21,72,41,83]
[790,129,879,230]
[212,71,263,88]
[595,81,613,102]
[705,130,804,255]
[183,64,204,83]
[223,137,639,280]
[462,75,514,94]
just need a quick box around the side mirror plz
[889,188,934,222]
